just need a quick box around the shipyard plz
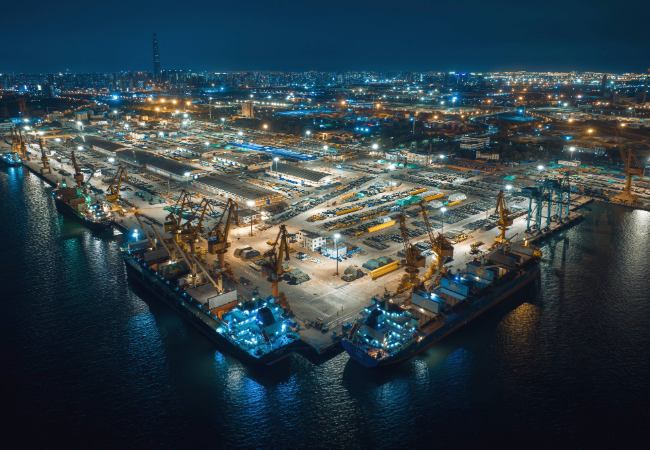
[0,92,637,362]
[2,5,650,446]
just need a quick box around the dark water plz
[1,166,649,449]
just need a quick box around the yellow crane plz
[418,201,453,286]
[493,190,512,246]
[261,224,290,301]
[38,139,51,174]
[207,198,239,278]
[106,166,128,206]
[178,197,211,253]
[612,126,645,205]
[70,151,84,189]
[18,129,29,161]
[392,214,426,296]
[164,190,192,241]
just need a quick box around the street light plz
[323,145,329,151]
[569,146,575,160]
[77,145,83,150]
[263,124,268,130]
[246,200,255,236]
[440,207,447,233]
[306,130,311,137]
[274,157,279,172]
[334,233,341,275]
[372,143,379,151]
[108,157,115,163]
[538,165,544,171]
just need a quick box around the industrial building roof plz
[82,135,130,152]
[196,175,281,201]
[146,157,203,177]
[114,149,156,166]
[274,163,329,182]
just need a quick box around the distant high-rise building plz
[153,33,161,77]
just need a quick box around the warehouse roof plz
[146,157,203,177]
[114,149,156,166]
[274,163,329,182]
[82,135,130,152]
[196,175,281,200]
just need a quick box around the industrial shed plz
[145,158,206,181]
[192,175,284,206]
[268,162,333,186]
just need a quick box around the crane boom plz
[71,151,84,188]
[493,190,513,245]
[106,166,128,203]
[134,213,156,249]
[39,139,51,174]
[262,224,290,301]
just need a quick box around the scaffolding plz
[522,174,571,232]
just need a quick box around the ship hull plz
[122,253,296,367]
[0,156,22,167]
[343,266,538,368]
[54,197,113,231]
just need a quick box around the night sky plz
[3,0,649,73]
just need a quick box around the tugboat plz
[52,151,113,231]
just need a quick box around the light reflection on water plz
[1,167,648,449]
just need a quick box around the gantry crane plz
[178,197,211,254]
[9,128,21,161]
[106,166,128,207]
[70,151,84,189]
[164,190,192,241]
[418,201,453,290]
[392,214,426,296]
[38,139,51,174]
[170,234,220,290]
[261,224,290,301]
[612,126,645,205]
[493,190,513,246]
[18,129,29,161]
[207,198,239,273]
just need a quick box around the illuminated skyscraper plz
[153,33,161,77]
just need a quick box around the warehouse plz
[113,149,156,167]
[145,158,206,181]
[192,175,284,206]
[267,162,333,186]
[213,152,272,170]
[82,136,131,156]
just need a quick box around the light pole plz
[263,124,268,131]
[334,233,341,275]
[569,146,575,160]
[221,117,225,127]
[440,207,447,233]
[505,184,512,208]
[246,200,255,236]
[274,157,279,173]
[306,130,311,138]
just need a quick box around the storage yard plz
[1,120,631,357]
